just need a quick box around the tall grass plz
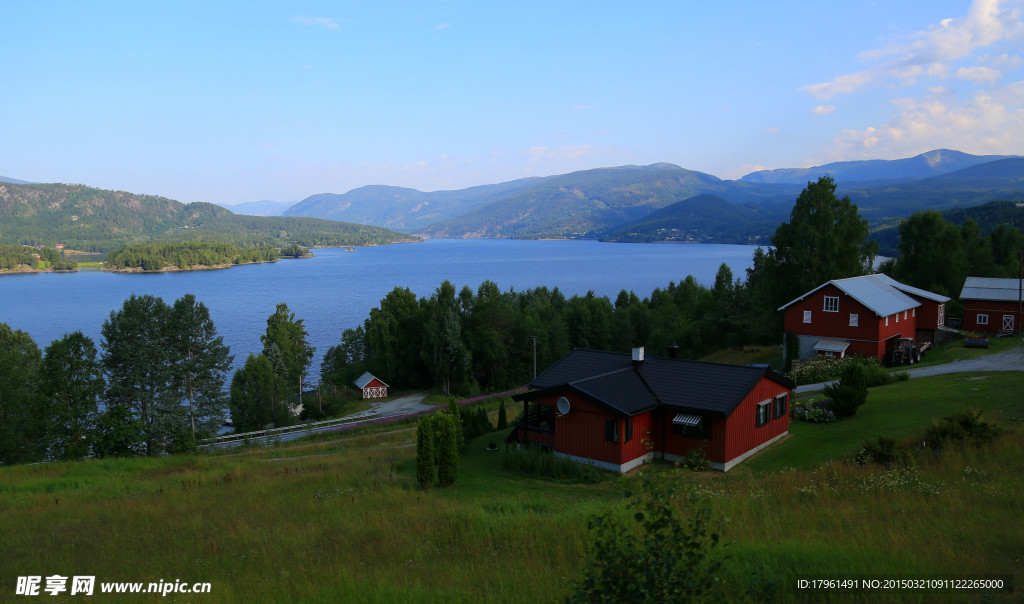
[1,373,1021,602]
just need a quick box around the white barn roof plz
[354,371,388,389]
[778,274,939,317]
[960,277,1024,302]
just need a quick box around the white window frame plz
[756,400,771,427]
[803,310,812,323]
[823,296,839,312]
[849,313,859,327]
[977,313,989,326]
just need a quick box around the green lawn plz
[745,371,1024,471]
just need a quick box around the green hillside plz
[600,194,790,243]
[0,183,420,252]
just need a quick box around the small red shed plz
[354,372,388,399]
[511,347,794,473]
[779,274,949,362]
[960,277,1023,335]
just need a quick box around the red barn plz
[960,277,1023,335]
[779,274,949,362]
[354,372,388,399]
[511,347,794,473]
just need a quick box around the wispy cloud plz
[802,0,1024,100]
[812,105,835,115]
[435,22,450,30]
[290,16,341,30]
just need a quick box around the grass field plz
[1,369,1022,602]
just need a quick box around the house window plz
[904,310,908,320]
[803,310,812,323]
[625,417,633,442]
[672,415,710,439]
[605,419,619,443]
[977,313,989,326]
[895,313,899,323]
[774,393,788,419]
[885,316,889,326]
[823,296,839,312]
[756,400,771,427]
[849,313,859,327]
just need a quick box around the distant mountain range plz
[219,199,296,217]
[281,150,1024,242]
[0,182,418,253]
[0,175,36,185]
[5,149,1023,249]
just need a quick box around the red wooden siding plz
[784,284,917,360]
[721,378,790,463]
[962,300,1021,334]
[657,409,727,462]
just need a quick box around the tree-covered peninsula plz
[0,244,77,272]
[0,182,420,253]
[103,241,310,272]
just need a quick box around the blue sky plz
[2,0,1022,205]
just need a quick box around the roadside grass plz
[2,372,1022,602]
[745,371,1024,472]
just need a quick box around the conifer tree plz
[436,413,459,487]
[416,415,437,489]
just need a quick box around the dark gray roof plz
[960,276,1024,302]
[519,349,794,417]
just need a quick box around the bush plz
[855,436,909,468]
[792,400,838,423]
[569,474,722,603]
[497,399,508,430]
[822,363,868,419]
[683,445,710,472]
[925,410,1002,450]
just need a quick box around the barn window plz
[823,296,839,312]
[605,419,619,443]
[803,310,812,323]
[756,401,771,427]
[885,316,889,326]
[977,313,989,325]
[849,313,859,327]
[625,417,633,442]
[773,393,788,419]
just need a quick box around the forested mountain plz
[0,183,419,252]
[282,178,548,232]
[414,164,801,239]
[600,194,789,243]
[740,149,1018,185]
[280,150,1023,242]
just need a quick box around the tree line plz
[104,241,307,271]
[0,244,77,271]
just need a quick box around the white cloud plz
[435,23,450,30]
[812,105,835,115]
[957,65,1002,81]
[832,85,1024,158]
[290,16,341,30]
[803,0,1024,100]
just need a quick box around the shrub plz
[792,400,838,423]
[415,417,436,489]
[569,474,722,603]
[788,355,846,385]
[683,445,710,472]
[924,410,1002,450]
[855,436,909,468]
[497,399,509,430]
[822,363,868,419]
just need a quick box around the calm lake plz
[0,239,760,377]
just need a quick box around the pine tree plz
[170,294,233,446]
[497,398,508,430]
[436,413,459,487]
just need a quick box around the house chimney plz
[632,346,644,366]
[668,345,680,359]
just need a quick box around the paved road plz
[795,343,1024,393]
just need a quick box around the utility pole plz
[531,336,537,379]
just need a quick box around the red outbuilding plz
[960,277,1023,335]
[354,372,389,399]
[778,274,949,362]
[510,347,794,473]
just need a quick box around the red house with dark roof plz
[778,274,949,362]
[511,347,794,473]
